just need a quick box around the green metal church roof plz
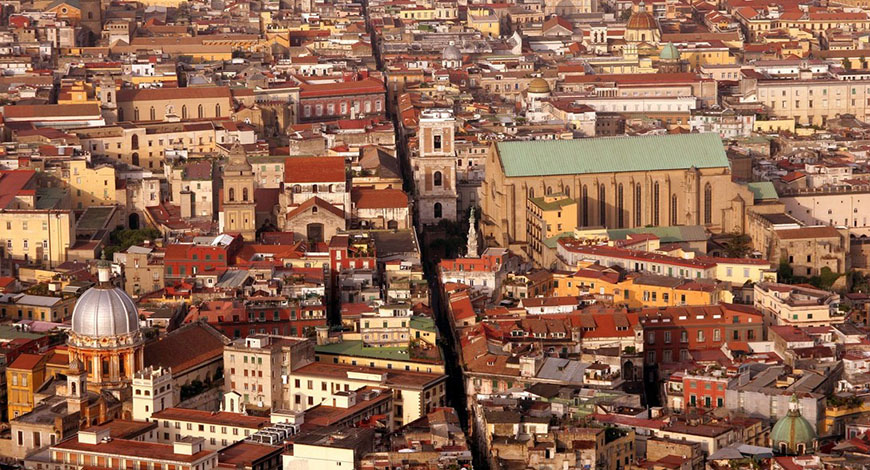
[496,133,730,178]
[746,181,778,202]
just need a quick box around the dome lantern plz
[770,394,817,456]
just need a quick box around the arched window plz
[215,104,222,117]
[149,106,155,121]
[198,104,204,118]
[118,108,124,121]
[133,108,139,121]
[704,183,712,225]
[292,185,301,193]
[433,171,442,187]
[182,105,188,120]
[434,202,442,218]
[70,381,77,396]
[131,134,139,150]
[242,188,249,201]
[634,183,642,227]
[546,186,553,195]
[228,187,235,201]
[563,186,569,197]
[581,185,588,226]
[599,185,606,226]
[617,183,624,228]
[670,194,678,225]
[528,187,535,198]
[653,182,660,226]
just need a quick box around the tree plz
[777,261,793,283]
[723,234,752,258]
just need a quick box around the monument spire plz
[466,207,478,257]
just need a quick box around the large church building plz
[480,133,756,248]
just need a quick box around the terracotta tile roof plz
[3,103,101,119]
[8,353,46,370]
[284,156,345,183]
[144,322,228,374]
[776,226,841,240]
[286,197,345,220]
[53,438,214,463]
[117,86,231,102]
[299,77,385,99]
[562,72,702,85]
[351,188,408,209]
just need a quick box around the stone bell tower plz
[414,109,458,225]
[221,144,257,241]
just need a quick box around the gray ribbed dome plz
[71,286,140,339]
[442,44,461,61]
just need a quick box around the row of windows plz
[4,239,49,250]
[647,328,756,345]
[6,221,48,231]
[121,104,222,121]
[302,99,382,118]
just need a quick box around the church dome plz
[528,78,551,94]
[660,42,680,60]
[771,395,816,454]
[627,3,657,30]
[442,44,462,61]
[71,270,140,340]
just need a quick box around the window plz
[434,202,442,218]
[713,329,721,341]
[704,183,712,225]
[433,171,442,186]
[582,185,589,226]
[617,183,624,228]
[653,182,660,226]
[634,183,642,227]
[697,330,705,342]
[599,185,606,226]
[664,331,671,343]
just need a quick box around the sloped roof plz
[144,322,229,374]
[495,133,729,178]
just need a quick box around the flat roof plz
[151,408,269,428]
[53,437,214,463]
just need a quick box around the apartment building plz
[754,282,842,327]
[64,159,117,210]
[46,429,217,470]
[285,362,447,428]
[744,75,870,126]
[223,335,314,411]
[149,408,270,450]
[0,293,75,322]
[6,353,48,419]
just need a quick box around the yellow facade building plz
[6,353,48,420]
[552,266,730,308]
[0,211,75,268]
[66,159,117,210]
[0,294,75,322]
[526,193,577,264]
[467,11,500,37]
